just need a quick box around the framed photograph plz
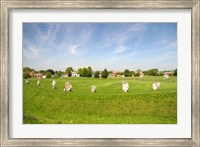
[1,0,199,146]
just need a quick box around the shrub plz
[46,69,55,75]
[81,68,88,77]
[23,67,32,72]
[65,67,73,77]
[46,72,52,78]
[77,68,82,76]
[87,66,92,77]
[158,72,164,76]
[94,71,100,78]
[54,74,59,78]
[23,72,31,79]
[124,69,132,77]
[146,69,159,76]
[174,69,177,76]
[101,68,108,78]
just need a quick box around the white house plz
[71,71,80,77]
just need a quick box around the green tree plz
[101,68,108,78]
[39,70,46,74]
[142,70,147,75]
[174,69,177,76]
[94,71,100,78]
[81,68,88,77]
[55,71,62,77]
[147,69,159,76]
[87,66,92,77]
[77,68,83,76]
[157,71,164,76]
[23,67,34,78]
[23,71,31,79]
[46,69,55,75]
[65,67,73,77]
[23,67,32,72]
[54,74,59,78]
[124,69,132,77]
[46,72,52,78]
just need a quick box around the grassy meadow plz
[23,76,177,124]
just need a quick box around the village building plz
[163,71,173,76]
[108,71,117,78]
[28,71,45,78]
[108,71,125,78]
[33,73,43,78]
[71,71,80,77]
[29,71,35,77]
[111,71,118,77]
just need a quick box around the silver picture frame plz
[0,0,199,146]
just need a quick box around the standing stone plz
[164,74,169,79]
[52,80,56,89]
[37,79,40,86]
[152,82,160,90]
[156,82,160,88]
[122,81,129,92]
[65,82,72,92]
[91,85,96,92]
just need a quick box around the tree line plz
[65,66,109,78]
[23,66,177,79]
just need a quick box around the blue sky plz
[23,23,177,71]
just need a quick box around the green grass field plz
[23,76,177,124]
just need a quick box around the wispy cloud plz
[38,23,60,43]
[23,42,39,59]
[67,44,79,55]
[167,41,177,49]
[111,24,147,44]
[23,23,177,71]
[114,45,127,54]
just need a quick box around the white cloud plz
[55,24,93,55]
[23,23,177,71]
[114,45,127,54]
[67,44,79,55]
[23,23,61,60]
[23,49,32,59]
[23,45,38,59]
[111,24,147,44]
[38,23,60,43]
[167,41,177,49]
